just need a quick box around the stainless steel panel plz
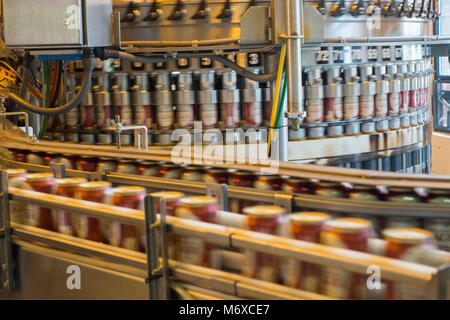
[3,0,84,47]
[3,0,112,49]
[0,245,148,299]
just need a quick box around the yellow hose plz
[267,43,287,157]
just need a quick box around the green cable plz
[38,62,49,139]
[274,71,288,129]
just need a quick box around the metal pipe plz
[0,111,29,136]
[283,0,304,117]
[121,38,240,47]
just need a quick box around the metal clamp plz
[206,183,229,211]
[50,163,66,179]
[108,115,149,150]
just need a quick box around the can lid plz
[207,168,229,174]
[382,228,434,244]
[232,171,256,176]
[99,157,115,161]
[180,196,217,207]
[183,165,204,171]
[288,177,310,183]
[141,160,159,166]
[26,173,54,181]
[57,177,87,186]
[325,218,373,232]
[80,181,112,190]
[151,191,185,201]
[243,205,285,217]
[289,212,331,225]
[257,174,281,181]
[113,186,146,196]
[6,168,27,177]
[119,159,137,164]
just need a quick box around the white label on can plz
[157,105,174,128]
[135,105,152,127]
[306,99,324,123]
[245,102,263,126]
[175,207,205,265]
[388,92,401,115]
[375,94,388,117]
[177,105,194,128]
[200,105,218,127]
[360,95,375,119]
[221,103,240,127]
[326,97,343,122]
[344,96,360,120]
[65,108,79,127]
[118,106,133,125]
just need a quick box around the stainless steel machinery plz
[0,0,448,300]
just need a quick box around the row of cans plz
[8,147,446,205]
[47,69,271,133]
[6,169,445,299]
[302,59,433,125]
[239,208,443,300]
[333,145,432,174]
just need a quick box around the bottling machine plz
[0,0,448,300]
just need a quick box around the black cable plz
[100,49,278,83]
[2,50,95,116]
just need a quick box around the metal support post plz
[50,163,66,179]
[0,171,14,291]
[144,194,170,300]
[206,183,229,211]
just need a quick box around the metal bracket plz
[206,183,229,211]
[50,163,66,179]
[0,171,14,291]
[437,264,450,300]
[144,195,170,300]
[273,193,294,213]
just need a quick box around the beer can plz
[229,171,257,213]
[76,155,98,172]
[282,212,331,292]
[116,159,139,175]
[11,149,29,163]
[202,168,229,184]
[175,196,219,266]
[176,104,195,129]
[80,132,96,144]
[200,104,218,128]
[43,152,62,166]
[282,177,313,194]
[138,160,160,176]
[60,154,79,170]
[97,157,118,173]
[242,205,284,283]
[111,186,145,252]
[65,131,80,143]
[320,218,375,299]
[76,181,112,242]
[23,173,56,231]
[312,180,345,198]
[54,178,86,235]
[425,189,450,250]
[254,174,283,191]
[156,105,175,129]
[159,163,183,179]
[181,165,205,182]
[383,228,437,299]
[151,191,185,259]
[6,169,27,224]
[27,152,46,165]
